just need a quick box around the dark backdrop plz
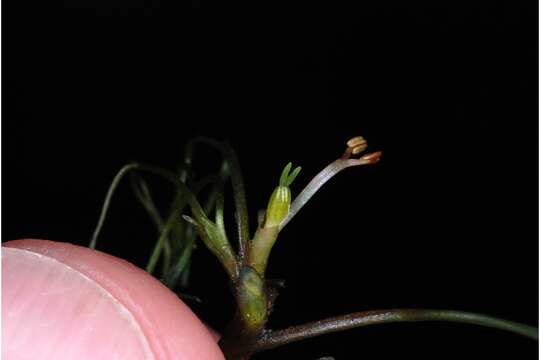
[3,1,538,358]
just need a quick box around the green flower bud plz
[264,162,300,228]
[264,185,291,227]
[249,163,301,275]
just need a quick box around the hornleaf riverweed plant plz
[90,136,537,359]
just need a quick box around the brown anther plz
[360,151,382,164]
[351,143,367,155]
[347,136,367,148]
[341,136,368,159]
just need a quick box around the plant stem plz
[90,163,139,249]
[245,309,537,354]
[187,137,251,259]
[130,174,174,275]
[164,239,195,288]
[146,208,181,274]
[90,162,206,249]
[280,158,370,230]
[130,173,165,230]
[220,142,250,259]
[248,226,279,276]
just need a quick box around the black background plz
[3,0,538,358]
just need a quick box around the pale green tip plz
[279,163,302,187]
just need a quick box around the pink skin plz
[2,239,224,360]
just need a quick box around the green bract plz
[264,186,291,228]
[264,163,300,228]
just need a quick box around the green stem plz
[247,309,537,354]
[164,239,195,288]
[140,169,224,280]
[146,209,182,274]
[90,163,139,249]
[248,226,279,276]
[186,137,250,259]
[130,173,165,230]
[221,142,250,259]
[90,162,206,249]
[137,167,224,275]
[214,162,229,232]
[129,174,173,275]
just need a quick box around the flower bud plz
[249,163,300,275]
[264,185,291,228]
[263,162,299,228]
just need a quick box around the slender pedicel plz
[280,137,381,230]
